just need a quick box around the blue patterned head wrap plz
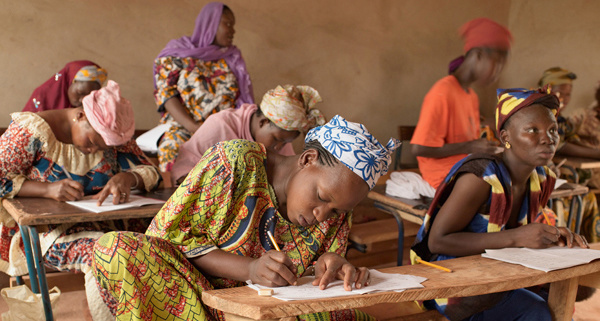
[305,115,400,189]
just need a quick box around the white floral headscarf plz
[305,115,400,189]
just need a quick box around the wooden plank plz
[560,157,600,170]
[349,218,398,244]
[579,271,600,288]
[2,188,177,226]
[202,243,600,320]
[548,277,578,321]
[550,183,589,199]
[10,271,85,292]
[368,185,428,218]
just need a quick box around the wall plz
[501,0,600,117]
[3,1,597,147]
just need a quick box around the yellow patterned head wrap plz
[495,85,559,135]
[74,65,108,86]
[260,85,326,132]
[538,67,577,87]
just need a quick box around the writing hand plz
[249,251,297,287]
[47,180,84,201]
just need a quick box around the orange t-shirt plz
[411,75,480,189]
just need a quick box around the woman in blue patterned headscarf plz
[93,115,398,320]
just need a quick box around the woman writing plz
[154,2,253,171]
[411,87,588,320]
[170,84,326,184]
[0,80,161,320]
[93,116,398,320]
[22,60,107,112]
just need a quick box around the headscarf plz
[495,86,560,136]
[22,60,107,112]
[260,85,326,133]
[448,18,512,74]
[538,67,577,87]
[305,115,400,190]
[83,80,135,146]
[155,2,254,106]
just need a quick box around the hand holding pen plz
[247,231,297,287]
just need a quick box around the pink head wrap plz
[82,80,135,146]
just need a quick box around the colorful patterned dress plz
[93,140,374,321]
[0,112,161,319]
[154,56,240,172]
[411,154,555,318]
[556,115,600,242]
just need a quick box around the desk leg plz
[373,202,405,266]
[18,224,40,293]
[548,277,578,321]
[28,226,54,321]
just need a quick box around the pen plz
[555,158,567,170]
[267,231,281,251]
[415,258,452,273]
[60,165,74,181]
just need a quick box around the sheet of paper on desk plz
[554,178,567,189]
[247,270,426,301]
[482,246,600,272]
[66,195,165,213]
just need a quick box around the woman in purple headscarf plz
[153,2,254,172]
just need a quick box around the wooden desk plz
[2,188,176,321]
[558,157,600,170]
[202,243,600,321]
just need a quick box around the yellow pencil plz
[416,258,452,273]
[542,208,551,226]
[267,231,281,251]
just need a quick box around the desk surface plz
[558,157,600,170]
[367,185,428,217]
[202,243,600,321]
[2,188,177,226]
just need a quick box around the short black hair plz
[303,140,339,167]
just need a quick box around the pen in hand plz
[267,231,281,251]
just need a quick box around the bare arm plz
[411,139,503,159]
[190,249,298,287]
[557,141,600,159]
[164,97,200,133]
[18,180,84,202]
[428,173,562,257]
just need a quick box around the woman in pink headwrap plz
[154,2,254,172]
[22,60,108,112]
[0,80,161,320]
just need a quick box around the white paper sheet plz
[482,246,600,272]
[247,270,426,301]
[135,124,170,153]
[66,195,165,213]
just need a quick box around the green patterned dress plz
[93,140,375,320]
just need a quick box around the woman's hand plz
[92,172,136,206]
[312,252,370,291]
[556,227,589,248]
[511,223,588,249]
[45,180,84,201]
[248,250,297,287]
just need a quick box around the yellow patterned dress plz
[93,140,374,321]
[154,56,240,172]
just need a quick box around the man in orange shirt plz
[411,18,511,189]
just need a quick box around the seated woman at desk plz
[93,116,399,320]
[411,87,588,321]
[22,60,107,112]
[170,84,325,184]
[0,80,161,320]
[539,68,600,244]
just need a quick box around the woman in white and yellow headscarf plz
[170,84,326,184]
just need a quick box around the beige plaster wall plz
[501,0,600,117]
[4,0,596,146]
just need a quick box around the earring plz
[72,118,76,122]
[504,142,511,149]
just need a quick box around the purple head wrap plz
[155,2,254,106]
